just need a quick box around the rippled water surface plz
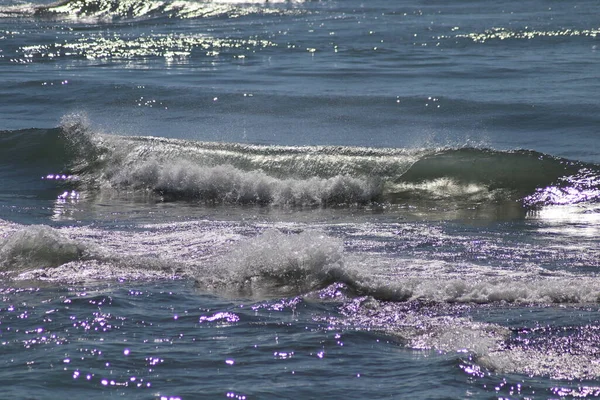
[1,0,600,398]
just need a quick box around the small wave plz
[196,230,346,298]
[0,220,189,281]
[337,297,509,355]
[338,296,600,380]
[0,3,37,18]
[0,225,87,271]
[347,274,600,304]
[191,228,600,305]
[2,217,600,307]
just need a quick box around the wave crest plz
[197,230,346,298]
[0,225,87,271]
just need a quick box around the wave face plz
[2,114,600,209]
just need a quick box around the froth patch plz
[336,297,509,355]
[197,230,346,298]
[337,296,600,380]
[343,274,600,304]
[478,324,600,380]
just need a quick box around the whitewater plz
[1,0,600,398]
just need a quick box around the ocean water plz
[1,0,600,398]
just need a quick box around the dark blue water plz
[2,0,600,398]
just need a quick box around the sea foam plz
[112,160,382,206]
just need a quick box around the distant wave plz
[13,0,300,21]
[2,113,600,208]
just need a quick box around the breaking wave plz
[197,230,346,298]
[2,113,600,209]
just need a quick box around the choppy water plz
[1,0,600,398]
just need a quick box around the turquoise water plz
[1,0,600,398]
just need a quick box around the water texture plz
[1,0,600,398]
